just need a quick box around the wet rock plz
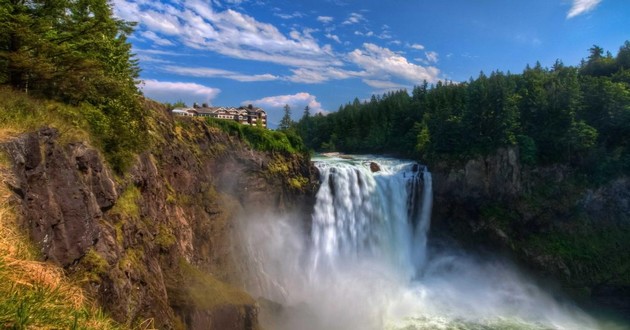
[369,162,381,172]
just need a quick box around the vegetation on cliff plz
[0,1,313,329]
[0,0,146,172]
[295,41,630,183]
[295,41,630,316]
[0,155,120,329]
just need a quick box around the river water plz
[244,155,623,330]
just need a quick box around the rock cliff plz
[0,100,316,329]
[431,147,630,317]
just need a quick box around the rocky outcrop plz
[430,146,630,318]
[3,128,116,266]
[0,102,316,329]
[433,147,522,202]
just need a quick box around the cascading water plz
[309,156,432,279]
[244,155,609,330]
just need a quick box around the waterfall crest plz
[309,156,432,278]
[243,155,602,330]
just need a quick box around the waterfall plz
[310,156,432,278]
[243,155,603,330]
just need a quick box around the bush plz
[206,118,307,155]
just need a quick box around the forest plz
[294,42,630,183]
[0,0,145,172]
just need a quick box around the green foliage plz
[0,0,146,173]
[155,224,176,250]
[516,135,537,165]
[527,228,630,286]
[295,41,630,181]
[110,185,141,219]
[278,103,294,131]
[206,118,307,155]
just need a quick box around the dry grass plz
[0,160,120,329]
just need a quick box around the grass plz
[0,87,92,145]
[110,185,141,220]
[0,86,147,173]
[205,117,307,155]
[0,160,121,329]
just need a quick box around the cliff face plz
[1,101,316,329]
[431,147,630,316]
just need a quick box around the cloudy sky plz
[112,0,629,127]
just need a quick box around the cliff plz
[431,147,630,317]
[0,99,316,329]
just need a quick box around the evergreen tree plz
[0,0,144,172]
[279,104,293,130]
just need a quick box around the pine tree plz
[279,104,293,130]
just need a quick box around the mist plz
[239,156,611,330]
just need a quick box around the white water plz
[243,155,605,330]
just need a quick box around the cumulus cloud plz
[343,12,365,25]
[112,0,341,68]
[567,0,602,18]
[317,16,334,24]
[410,43,425,50]
[164,65,279,82]
[243,92,326,127]
[140,79,221,105]
[348,43,440,84]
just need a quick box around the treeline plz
[295,42,630,181]
[0,0,144,171]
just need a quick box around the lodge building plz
[172,104,267,128]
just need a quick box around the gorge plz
[244,155,618,330]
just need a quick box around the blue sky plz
[112,0,630,127]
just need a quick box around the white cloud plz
[164,66,279,82]
[362,79,405,89]
[274,11,304,19]
[410,43,425,50]
[136,54,172,64]
[425,51,439,63]
[112,0,342,68]
[140,79,221,105]
[242,93,327,127]
[354,30,374,37]
[287,67,363,84]
[343,12,365,25]
[325,33,341,43]
[348,43,440,84]
[139,30,174,46]
[567,0,602,18]
[317,16,334,24]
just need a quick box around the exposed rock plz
[0,102,316,329]
[2,127,104,267]
[580,178,630,226]
[369,162,380,173]
[430,146,630,317]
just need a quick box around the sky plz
[112,0,630,128]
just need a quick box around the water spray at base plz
[243,155,601,330]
